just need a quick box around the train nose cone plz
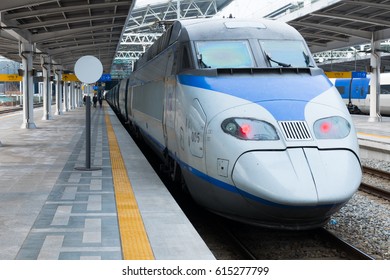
[232,149,318,206]
[232,148,361,206]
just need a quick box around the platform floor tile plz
[15,109,122,260]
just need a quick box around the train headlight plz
[313,116,351,139]
[221,118,279,140]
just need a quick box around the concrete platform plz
[0,104,215,260]
[351,115,390,161]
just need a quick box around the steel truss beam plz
[112,0,230,78]
[314,40,390,65]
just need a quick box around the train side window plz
[381,85,390,94]
[368,85,390,94]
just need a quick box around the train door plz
[114,85,120,112]
[126,84,133,122]
[118,79,128,120]
[163,51,176,153]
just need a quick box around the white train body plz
[107,19,362,229]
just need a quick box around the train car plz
[106,18,362,230]
[331,73,390,115]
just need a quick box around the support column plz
[177,0,181,19]
[54,68,63,115]
[70,81,75,109]
[78,84,83,107]
[20,42,36,129]
[41,55,52,120]
[368,37,381,122]
[63,82,69,112]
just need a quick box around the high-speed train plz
[106,18,362,229]
[330,73,390,115]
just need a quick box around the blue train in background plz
[329,73,390,115]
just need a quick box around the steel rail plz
[0,103,43,115]
[318,228,375,260]
[361,166,390,201]
[363,166,390,180]
[359,182,390,201]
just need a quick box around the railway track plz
[0,103,43,115]
[363,165,390,179]
[165,191,376,260]
[0,106,22,114]
[361,166,390,201]
[216,220,374,260]
[316,228,374,260]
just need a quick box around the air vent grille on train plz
[278,121,312,141]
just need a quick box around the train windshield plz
[259,40,313,68]
[195,40,255,69]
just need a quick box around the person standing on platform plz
[92,94,98,108]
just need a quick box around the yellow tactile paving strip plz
[105,108,155,260]
[357,132,390,139]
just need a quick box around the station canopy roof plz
[282,0,390,72]
[109,0,390,76]
[0,0,232,78]
[0,0,135,74]
[112,0,233,78]
[114,0,390,76]
[1,0,390,76]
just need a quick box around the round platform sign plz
[74,55,103,84]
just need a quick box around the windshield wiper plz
[197,53,210,68]
[265,53,291,67]
[302,51,314,67]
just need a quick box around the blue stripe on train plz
[178,74,332,121]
